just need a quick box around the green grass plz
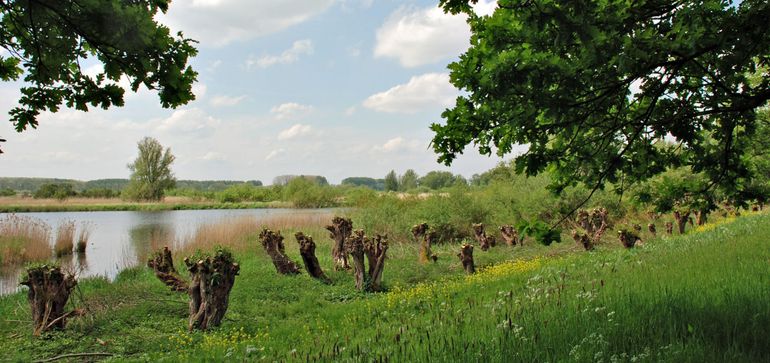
[0,213,767,362]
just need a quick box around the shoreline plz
[0,199,293,213]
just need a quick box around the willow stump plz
[259,229,301,275]
[20,265,77,335]
[345,230,368,291]
[472,223,496,251]
[648,223,656,236]
[618,229,641,248]
[673,210,690,234]
[457,244,475,274]
[148,246,188,292]
[326,217,353,270]
[295,232,330,283]
[185,249,239,331]
[412,223,436,263]
[364,233,388,292]
[665,222,674,235]
[571,230,593,251]
[571,208,609,251]
[499,225,519,246]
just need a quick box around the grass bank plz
[0,213,767,362]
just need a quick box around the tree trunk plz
[325,217,353,270]
[664,222,674,235]
[295,232,330,283]
[571,230,593,251]
[20,265,77,335]
[147,246,189,292]
[673,210,690,234]
[647,223,656,236]
[571,208,608,250]
[365,234,388,292]
[618,229,640,248]
[472,223,495,251]
[499,225,519,246]
[694,210,707,226]
[259,229,301,275]
[345,230,367,291]
[412,223,436,263]
[185,249,239,331]
[457,244,475,274]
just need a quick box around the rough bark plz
[412,223,436,263]
[147,246,189,292]
[499,225,519,246]
[647,223,656,236]
[665,222,674,235]
[20,265,78,335]
[345,230,367,291]
[185,250,239,331]
[295,232,330,283]
[457,244,475,274]
[325,217,353,270]
[364,233,388,292]
[259,229,301,275]
[673,210,691,234]
[618,229,641,248]
[472,223,496,251]
[694,210,708,226]
[571,208,608,251]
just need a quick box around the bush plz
[216,184,277,203]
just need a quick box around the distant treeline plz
[0,178,263,194]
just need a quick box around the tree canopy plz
[0,0,198,153]
[124,137,175,201]
[432,0,770,204]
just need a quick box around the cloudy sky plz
[0,0,507,184]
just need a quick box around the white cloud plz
[192,83,207,99]
[363,73,457,113]
[374,2,495,67]
[265,148,286,161]
[210,94,246,107]
[344,106,357,116]
[270,102,313,120]
[156,108,221,135]
[158,1,334,47]
[278,124,312,140]
[247,40,313,69]
[372,136,423,153]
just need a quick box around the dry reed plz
[76,222,92,253]
[0,214,52,265]
[178,211,333,255]
[54,220,76,257]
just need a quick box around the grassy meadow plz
[0,208,767,362]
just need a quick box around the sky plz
[0,0,509,184]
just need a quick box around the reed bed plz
[0,214,51,265]
[177,211,334,256]
[54,220,76,257]
[76,222,92,253]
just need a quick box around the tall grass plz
[177,211,334,256]
[54,220,75,257]
[0,214,51,265]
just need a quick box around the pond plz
[0,208,332,295]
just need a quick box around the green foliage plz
[419,170,466,190]
[384,170,399,192]
[399,169,419,191]
[0,0,197,153]
[79,188,119,198]
[33,183,76,200]
[281,177,338,208]
[0,188,14,197]
[340,177,385,191]
[433,0,770,204]
[216,184,276,203]
[272,175,328,186]
[123,137,176,201]
[516,220,562,246]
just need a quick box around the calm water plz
[1,208,330,295]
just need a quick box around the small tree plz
[124,137,176,201]
[384,170,399,192]
[399,169,419,191]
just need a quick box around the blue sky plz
[0,0,508,184]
